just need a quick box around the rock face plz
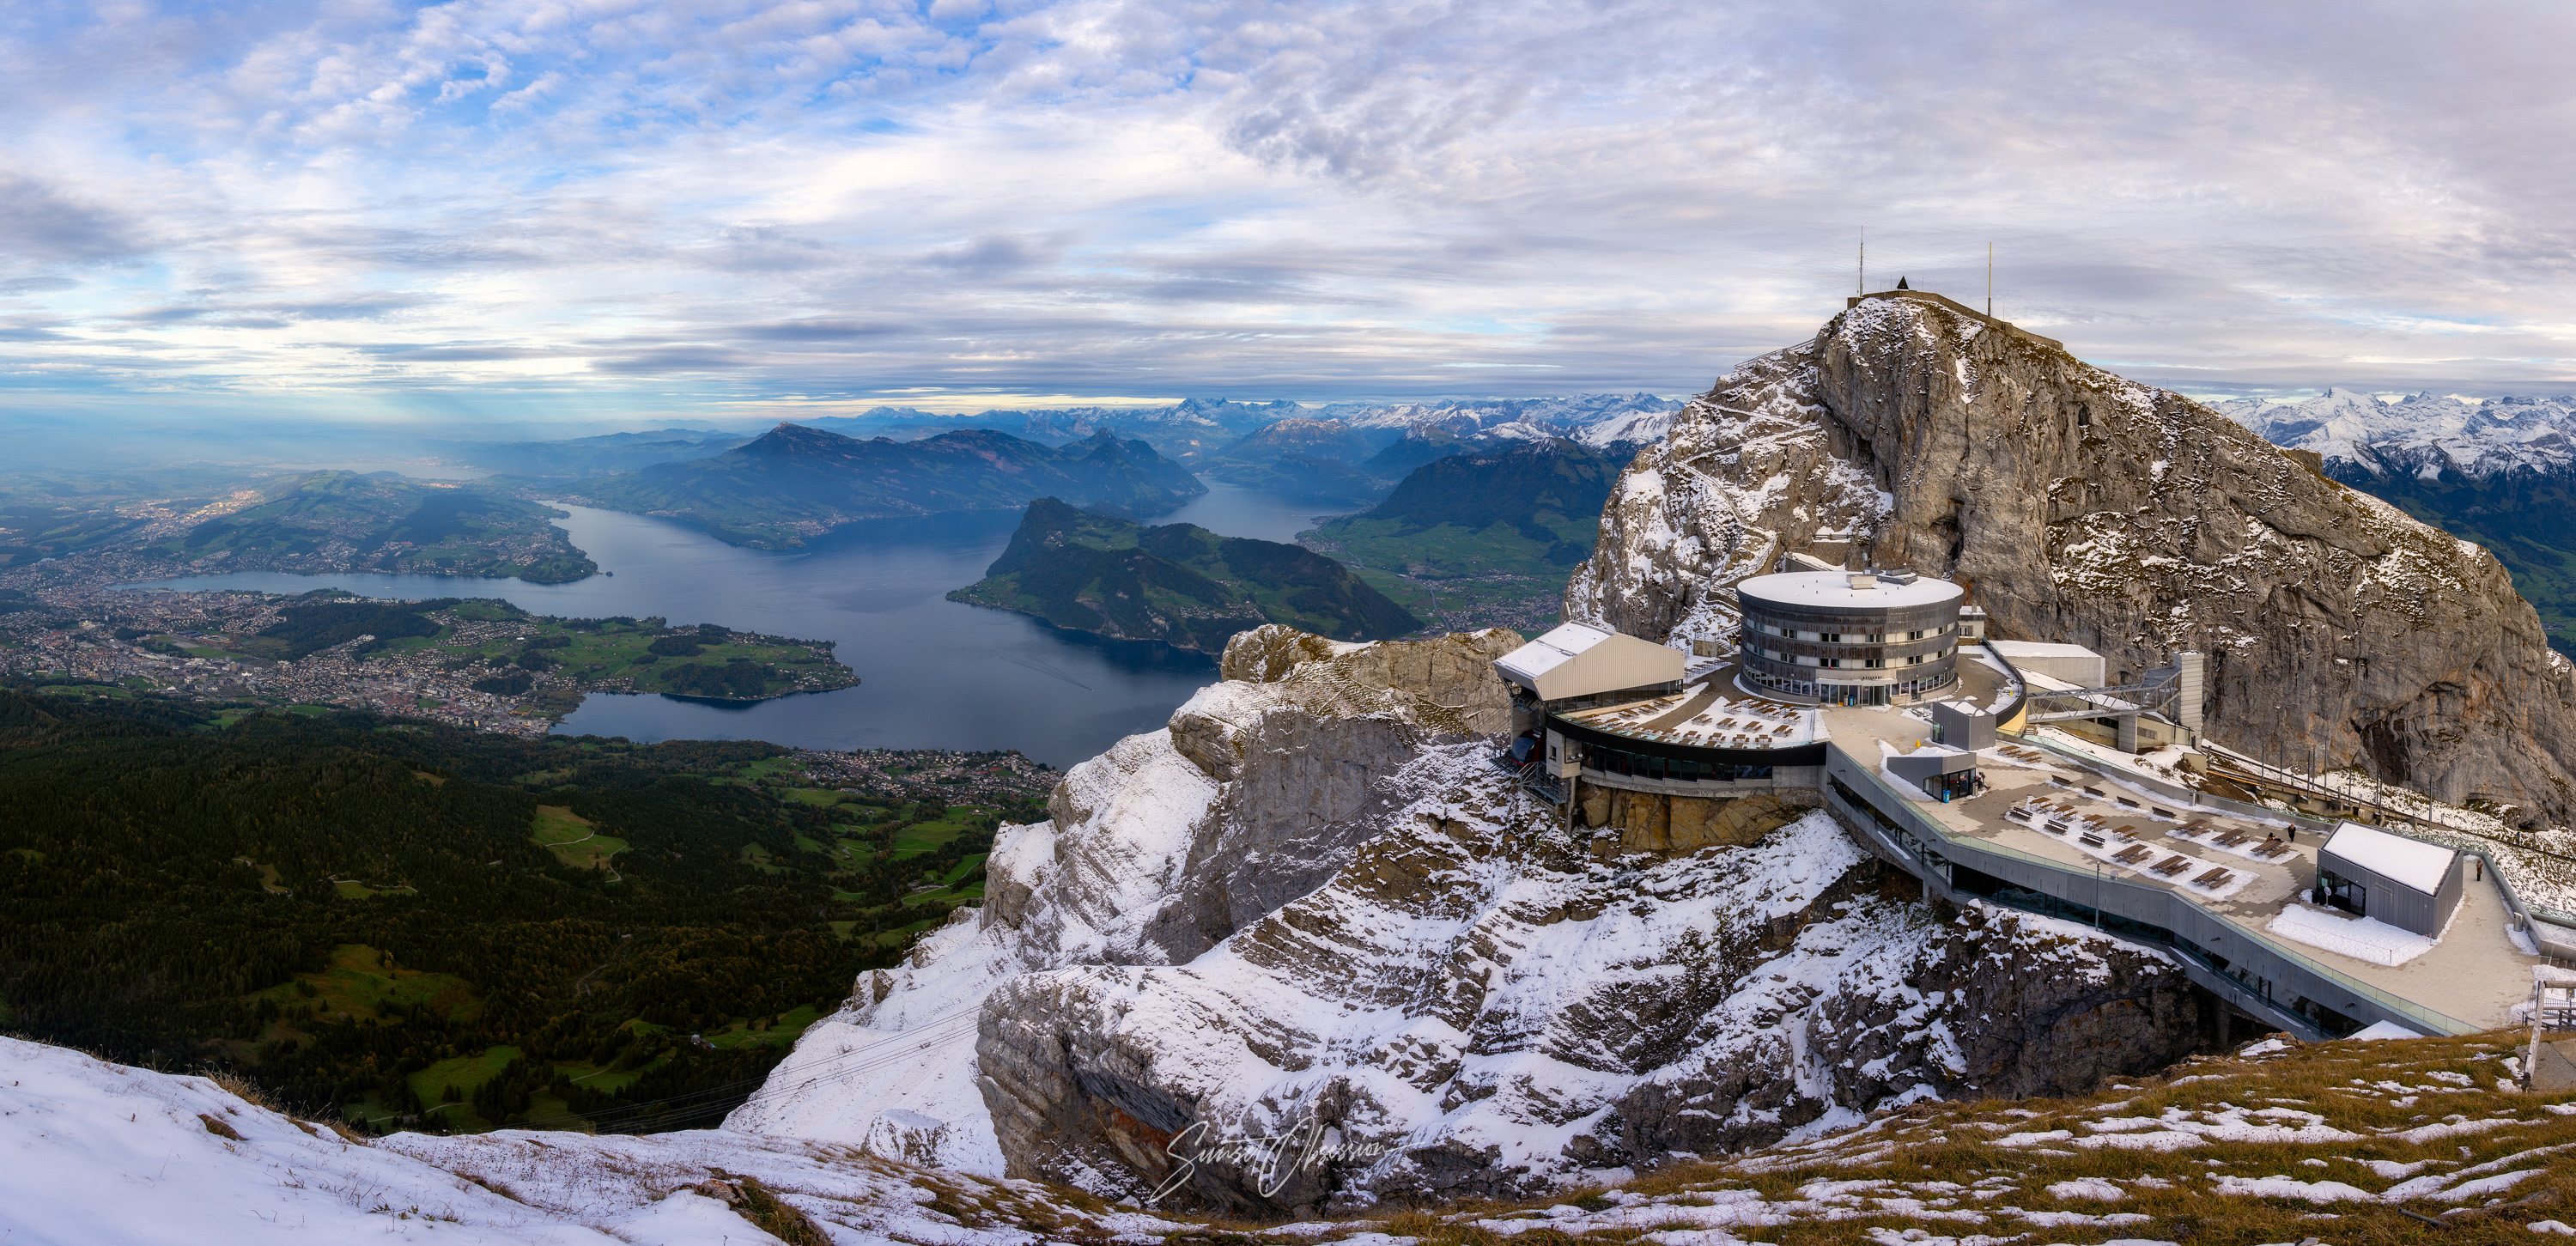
[975,751,2206,1213]
[1579,787,1813,854]
[1569,293,2576,817]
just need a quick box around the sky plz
[4,0,2576,429]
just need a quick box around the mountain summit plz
[1571,290,2576,817]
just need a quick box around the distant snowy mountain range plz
[2214,388,2576,480]
[800,392,1682,463]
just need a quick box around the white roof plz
[1736,570,1964,610]
[1495,623,1613,684]
[2323,822,2458,893]
[1990,641,2103,660]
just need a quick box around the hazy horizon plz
[6,1,2576,434]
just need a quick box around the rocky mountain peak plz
[1570,293,2576,816]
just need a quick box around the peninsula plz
[947,496,1419,653]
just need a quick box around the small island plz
[948,496,1419,653]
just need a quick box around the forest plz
[0,684,1038,1134]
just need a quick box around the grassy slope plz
[951,497,1419,651]
[1337,1030,2576,1244]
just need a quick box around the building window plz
[1863,658,1884,669]
[1820,632,1840,642]
[1820,657,1842,668]
[1908,654,1923,665]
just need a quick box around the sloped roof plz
[1495,623,1614,684]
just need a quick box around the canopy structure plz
[1495,623,1684,702]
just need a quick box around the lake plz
[130,483,1358,767]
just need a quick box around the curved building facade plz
[1737,570,1965,705]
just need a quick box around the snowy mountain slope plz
[1317,393,1681,453]
[0,1035,1184,1246]
[741,623,2204,1214]
[977,753,2202,1213]
[1571,293,2576,817]
[728,626,1523,1174]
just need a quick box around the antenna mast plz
[1986,241,1994,317]
[1858,229,1866,295]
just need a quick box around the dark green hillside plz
[1360,428,1477,478]
[2331,463,2576,655]
[153,471,597,582]
[0,688,1041,1134]
[574,423,1204,548]
[1303,439,1619,634]
[948,497,1419,652]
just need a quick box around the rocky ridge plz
[1568,293,2576,817]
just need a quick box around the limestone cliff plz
[1568,293,2576,817]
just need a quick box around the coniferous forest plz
[0,684,1035,1134]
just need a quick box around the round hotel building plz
[1736,569,1966,705]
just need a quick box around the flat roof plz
[1990,641,2103,659]
[1737,570,1964,610]
[2324,822,2458,894]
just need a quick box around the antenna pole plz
[1858,228,1865,295]
[1986,241,1994,317]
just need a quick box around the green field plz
[532,805,626,872]
[253,944,481,1028]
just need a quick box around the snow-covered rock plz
[975,750,2203,1213]
[1571,293,2576,817]
[0,1034,1178,1246]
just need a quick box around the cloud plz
[0,0,2573,410]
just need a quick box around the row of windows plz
[1756,647,1956,668]
[1749,620,1957,643]
[1585,745,1775,783]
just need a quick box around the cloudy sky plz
[3,0,2573,426]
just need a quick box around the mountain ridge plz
[570,423,1204,549]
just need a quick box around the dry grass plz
[1269,1030,2576,1246]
